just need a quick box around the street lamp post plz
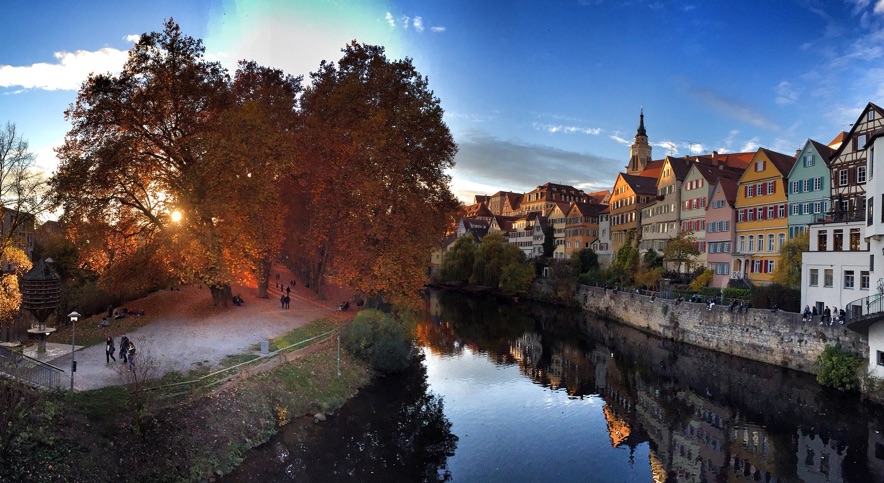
[68,311,80,391]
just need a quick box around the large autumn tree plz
[288,42,459,304]
[51,21,298,305]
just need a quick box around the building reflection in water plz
[420,290,884,482]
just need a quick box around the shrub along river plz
[226,290,884,482]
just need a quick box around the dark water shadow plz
[224,354,457,482]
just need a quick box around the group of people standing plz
[105,334,136,368]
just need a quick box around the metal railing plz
[0,345,64,389]
[146,327,340,402]
[843,292,884,323]
[812,210,865,224]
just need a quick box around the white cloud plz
[385,12,395,28]
[0,48,129,91]
[740,137,761,152]
[774,81,798,105]
[609,134,631,145]
[31,144,61,175]
[400,15,410,30]
[876,0,884,14]
[124,34,140,43]
[431,26,446,33]
[533,122,601,135]
[656,140,678,155]
[413,16,424,32]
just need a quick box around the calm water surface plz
[228,290,884,482]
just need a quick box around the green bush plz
[698,287,722,297]
[816,344,863,391]
[341,309,410,374]
[722,288,750,300]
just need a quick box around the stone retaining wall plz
[536,282,868,375]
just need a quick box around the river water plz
[227,290,884,482]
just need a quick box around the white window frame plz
[840,169,849,186]
[858,165,867,184]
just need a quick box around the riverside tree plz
[288,42,459,304]
[772,231,808,287]
[52,21,299,305]
[663,231,700,275]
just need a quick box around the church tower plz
[626,109,652,175]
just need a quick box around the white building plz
[593,209,613,267]
[801,219,869,316]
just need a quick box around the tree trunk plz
[209,284,232,307]
[256,257,272,298]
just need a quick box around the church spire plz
[626,108,652,175]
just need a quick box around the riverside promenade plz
[25,265,350,391]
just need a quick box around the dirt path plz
[48,264,350,391]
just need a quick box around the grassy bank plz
[3,317,373,482]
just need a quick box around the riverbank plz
[530,280,867,375]
[2,263,379,482]
[3,317,374,482]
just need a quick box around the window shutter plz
[745,186,749,197]
[771,183,776,194]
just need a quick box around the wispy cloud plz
[609,134,631,145]
[689,86,780,131]
[774,81,798,105]
[533,122,601,135]
[0,48,129,91]
[124,34,140,43]
[740,137,761,152]
[453,130,621,194]
[385,11,444,33]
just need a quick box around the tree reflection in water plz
[225,354,457,482]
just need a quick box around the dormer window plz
[857,134,868,150]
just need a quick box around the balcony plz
[812,210,864,225]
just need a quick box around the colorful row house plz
[732,149,795,285]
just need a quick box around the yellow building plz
[733,148,796,284]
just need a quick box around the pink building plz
[706,177,739,288]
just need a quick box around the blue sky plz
[3,0,884,203]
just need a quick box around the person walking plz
[106,336,116,363]
[280,294,286,309]
[128,344,136,370]
[119,334,129,363]
[284,295,290,309]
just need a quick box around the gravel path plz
[48,266,346,391]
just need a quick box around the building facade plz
[787,139,835,239]
[733,149,795,285]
